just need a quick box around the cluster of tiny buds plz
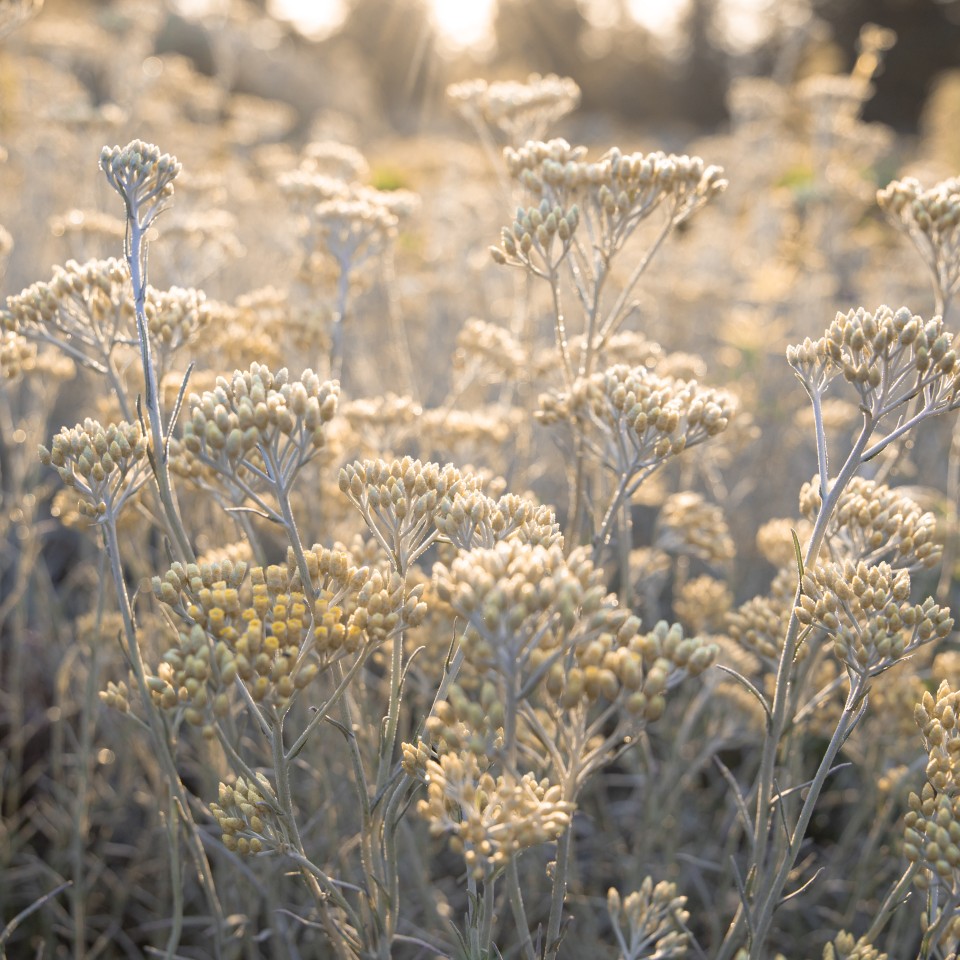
[539,365,736,467]
[99,680,130,714]
[151,557,248,612]
[535,617,716,720]
[174,364,338,480]
[100,140,181,226]
[210,775,279,856]
[416,749,574,880]
[796,561,953,677]
[339,458,480,565]
[434,540,606,669]
[3,258,129,340]
[454,318,526,378]
[0,329,35,379]
[799,476,941,570]
[606,878,690,960]
[657,491,735,564]
[820,932,888,960]
[788,306,959,410]
[434,489,562,550]
[673,575,733,634]
[504,139,727,234]
[726,567,803,663]
[490,200,580,274]
[904,682,960,897]
[417,680,504,763]
[39,419,147,519]
[447,74,581,143]
[878,178,960,294]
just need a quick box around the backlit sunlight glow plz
[186,0,772,52]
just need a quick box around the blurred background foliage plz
[32,0,960,147]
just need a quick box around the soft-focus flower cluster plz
[656,492,735,564]
[726,568,801,665]
[447,73,581,145]
[504,138,726,254]
[2,257,214,376]
[279,168,417,271]
[904,682,960,943]
[787,306,959,415]
[434,540,715,725]
[0,329,35,380]
[878,176,960,306]
[38,418,148,519]
[796,560,953,679]
[607,878,690,960]
[416,750,574,880]
[799,475,941,570]
[171,364,338,494]
[210,775,280,856]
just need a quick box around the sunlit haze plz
[181,0,773,52]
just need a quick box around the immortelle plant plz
[9,92,960,960]
[11,138,722,960]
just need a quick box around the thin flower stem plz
[101,515,224,950]
[125,211,194,563]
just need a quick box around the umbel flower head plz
[100,139,181,230]
[2,258,213,377]
[878,176,960,308]
[172,364,339,497]
[796,560,953,680]
[798,475,941,571]
[904,681,960,945]
[447,73,581,146]
[606,879,690,960]
[504,138,726,255]
[539,364,736,480]
[39,419,148,520]
[416,749,574,881]
[787,305,960,417]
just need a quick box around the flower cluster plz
[673,575,733,634]
[726,568,801,665]
[279,169,417,271]
[152,544,425,721]
[0,329,35,379]
[878,176,960,306]
[339,458,482,569]
[100,139,181,228]
[210,776,280,856]
[3,258,131,367]
[416,750,574,880]
[490,200,580,275]
[504,139,727,254]
[656,492,735,564]
[606,878,690,960]
[796,561,953,679]
[447,73,581,145]
[539,365,736,479]
[904,682,960,941]
[787,306,959,415]
[434,489,561,551]
[2,258,213,376]
[799,475,941,570]
[172,364,338,495]
[39,418,148,519]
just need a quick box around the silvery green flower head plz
[100,140,182,229]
